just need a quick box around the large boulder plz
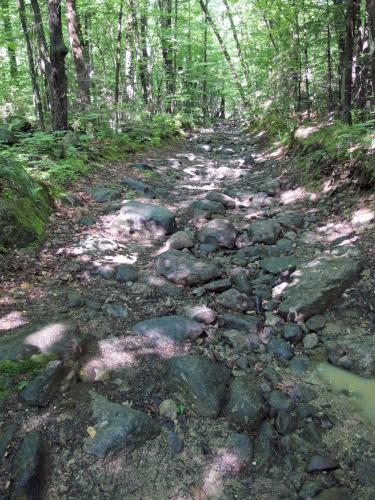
[133,315,204,344]
[156,249,221,285]
[0,162,53,249]
[278,255,361,320]
[199,219,237,249]
[19,360,64,407]
[325,338,375,377]
[164,355,230,418]
[112,201,176,236]
[225,377,267,430]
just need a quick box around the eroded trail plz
[1,123,375,499]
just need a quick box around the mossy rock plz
[0,127,17,145]
[5,115,32,133]
[0,161,53,249]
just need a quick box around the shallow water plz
[317,362,375,427]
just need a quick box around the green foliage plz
[176,403,186,416]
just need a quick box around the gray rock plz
[184,305,217,324]
[92,264,115,279]
[128,162,153,171]
[278,255,361,320]
[306,315,326,331]
[216,288,254,312]
[243,154,255,166]
[133,315,204,344]
[190,199,225,214]
[221,329,249,349]
[164,355,230,418]
[67,292,84,308]
[199,243,218,253]
[115,264,139,282]
[315,487,352,500]
[205,192,236,209]
[225,377,267,430]
[276,238,294,253]
[156,249,221,285]
[11,431,46,500]
[275,411,298,435]
[303,333,319,350]
[231,268,251,293]
[113,201,176,236]
[102,303,128,319]
[122,177,155,198]
[199,219,237,249]
[251,192,272,208]
[166,230,195,250]
[248,219,281,245]
[90,186,122,203]
[276,212,304,230]
[259,178,280,195]
[19,360,64,407]
[282,323,303,343]
[269,390,294,413]
[325,338,375,377]
[85,393,160,458]
[267,337,295,360]
[203,278,232,292]
[0,423,16,457]
[167,432,184,454]
[226,433,253,470]
[222,313,260,334]
[306,455,338,472]
[260,257,299,275]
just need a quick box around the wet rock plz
[203,278,232,292]
[156,249,221,285]
[102,303,128,319]
[166,230,195,250]
[325,338,375,377]
[184,305,217,324]
[267,337,294,360]
[306,315,326,331]
[306,454,338,472]
[19,360,64,407]
[0,423,16,457]
[11,431,46,500]
[115,264,139,282]
[276,212,304,230]
[222,313,260,334]
[122,177,155,198]
[190,199,225,214]
[199,219,237,249]
[205,191,236,209]
[290,355,311,374]
[112,201,176,235]
[133,315,204,344]
[164,355,230,418]
[260,256,299,275]
[90,186,122,203]
[85,392,160,458]
[248,219,281,245]
[167,432,184,454]
[226,433,253,470]
[282,323,303,343]
[303,333,319,350]
[278,255,361,321]
[159,399,177,420]
[275,411,298,435]
[216,288,254,312]
[225,377,267,430]
[231,268,251,293]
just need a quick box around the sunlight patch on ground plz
[351,208,375,226]
[0,311,28,331]
[26,322,69,353]
[280,187,308,205]
[294,123,325,139]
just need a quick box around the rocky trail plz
[1,122,375,499]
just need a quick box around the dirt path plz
[1,122,375,499]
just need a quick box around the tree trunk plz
[125,5,136,101]
[1,0,18,79]
[18,0,44,128]
[327,0,334,113]
[48,0,68,131]
[367,0,375,101]
[202,0,209,120]
[114,2,124,110]
[66,0,91,108]
[158,0,175,112]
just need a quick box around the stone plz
[205,192,236,209]
[226,433,253,470]
[128,162,153,171]
[102,303,128,319]
[79,215,97,227]
[276,238,294,253]
[243,154,255,166]
[269,391,294,413]
[267,337,295,360]
[11,431,46,499]
[164,355,230,418]
[282,323,303,343]
[92,264,115,279]
[248,220,281,245]
[85,393,160,458]
[297,404,318,419]
[221,329,249,349]
[225,377,267,430]
[276,212,304,230]
[199,219,237,249]
[190,199,225,214]
[259,178,280,195]
[251,193,272,208]
[166,230,195,250]
[90,186,122,203]
[133,315,204,344]
[216,288,254,312]
[278,255,361,321]
[156,249,221,285]
[167,432,184,454]
[275,411,298,435]
[303,333,319,350]
[291,384,317,403]
[113,201,176,236]
[222,314,260,334]
[115,264,139,282]
[306,315,326,331]
[6,115,32,133]
[203,278,232,292]
[159,399,177,420]
[122,177,155,198]
[260,257,299,275]
[67,292,84,308]
[231,268,251,293]
[325,338,375,377]
[184,305,217,324]
[315,487,352,500]
[19,360,64,407]
[306,455,338,472]
[199,243,218,253]
[0,423,16,457]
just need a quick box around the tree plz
[1,0,17,79]
[367,0,375,99]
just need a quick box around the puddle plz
[317,362,375,427]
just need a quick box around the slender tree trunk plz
[327,0,334,113]
[125,6,136,101]
[198,0,247,106]
[18,0,44,128]
[202,0,208,120]
[48,0,68,130]
[66,0,91,108]
[114,2,124,108]
[341,0,360,124]
[303,21,311,119]
[1,0,18,79]
[367,0,375,101]
[158,0,175,112]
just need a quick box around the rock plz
[166,230,195,250]
[276,238,294,253]
[61,193,82,207]
[290,355,311,374]
[6,115,32,133]
[79,215,97,227]
[113,201,176,236]
[221,329,249,349]
[282,323,303,343]
[0,321,82,362]
[128,162,153,171]
[184,305,217,324]
[264,312,284,328]
[248,220,281,245]
[19,360,64,407]
[115,264,139,282]
[216,288,254,312]
[243,154,255,166]
[297,404,318,419]
[269,391,294,413]
[275,411,298,435]
[11,431,46,500]
[325,338,375,377]
[159,399,177,420]
[133,315,204,344]
[251,192,272,208]
[122,177,155,198]
[201,144,212,152]
[167,432,184,454]
[92,263,115,279]
[85,392,160,458]
[291,384,317,403]
[67,292,84,308]
[0,127,17,145]
[0,161,52,249]
[190,199,225,214]
[199,219,237,249]
[222,313,260,334]
[226,433,253,470]
[225,377,267,430]
[199,243,218,253]
[102,303,128,318]
[303,333,319,350]
[90,186,123,203]
[205,192,235,209]
[203,278,232,292]
[306,315,326,331]
[0,423,16,457]
[315,487,352,500]
[306,455,338,472]
[231,268,251,293]
[164,355,230,418]
[156,249,221,285]
[278,255,361,321]
[260,256,299,275]
[254,433,274,471]
[267,337,294,360]
[259,178,280,195]
[276,212,304,230]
